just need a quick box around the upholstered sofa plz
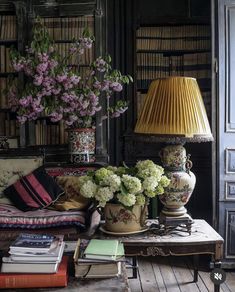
[0,156,100,247]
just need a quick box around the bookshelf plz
[0,0,108,163]
[136,24,212,120]
[0,12,19,141]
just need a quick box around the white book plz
[1,260,60,274]
[3,242,65,263]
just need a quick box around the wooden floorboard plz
[127,256,235,292]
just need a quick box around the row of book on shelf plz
[136,25,211,51]
[136,37,211,51]
[0,45,13,73]
[0,233,125,289]
[43,15,94,41]
[0,116,68,146]
[0,14,95,41]
[33,119,68,146]
[137,52,211,67]
[0,112,19,137]
[0,43,93,75]
[136,52,211,82]
[0,15,17,40]
[136,25,210,37]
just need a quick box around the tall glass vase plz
[68,128,95,163]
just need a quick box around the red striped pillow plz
[4,167,64,211]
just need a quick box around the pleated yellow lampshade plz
[134,77,213,142]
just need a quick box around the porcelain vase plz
[68,128,95,163]
[159,144,196,217]
[104,203,148,233]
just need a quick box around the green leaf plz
[120,182,129,195]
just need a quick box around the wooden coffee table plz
[97,219,224,292]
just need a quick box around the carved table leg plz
[193,254,199,282]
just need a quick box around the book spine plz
[0,273,67,289]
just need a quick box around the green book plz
[84,239,123,261]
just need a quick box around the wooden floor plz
[127,256,235,292]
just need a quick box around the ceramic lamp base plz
[159,144,196,218]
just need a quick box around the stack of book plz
[0,233,68,289]
[74,238,125,278]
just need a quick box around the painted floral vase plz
[104,203,147,233]
[68,128,95,163]
[159,144,196,216]
[159,170,196,216]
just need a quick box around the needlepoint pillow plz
[51,176,90,211]
[3,167,64,211]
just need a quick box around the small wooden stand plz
[159,213,194,235]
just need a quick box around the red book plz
[0,256,68,289]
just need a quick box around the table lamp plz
[134,76,213,219]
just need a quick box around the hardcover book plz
[9,234,63,254]
[0,256,68,288]
[10,233,56,253]
[0,259,61,274]
[3,242,65,263]
[74,261,121,278]
[83,239,124,261]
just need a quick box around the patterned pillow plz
[52,176,90,211]
[0,204,86,231]
[3,167,64,211]
[0,156,43,205]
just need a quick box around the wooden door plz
[216,0,235,267]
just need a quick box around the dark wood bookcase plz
[107,0,213,220]
[0,2,19,146]
[0,0,108,164]
[135,24,212,121]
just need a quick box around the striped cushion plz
[0,204,86,230]
[4,167,64,211]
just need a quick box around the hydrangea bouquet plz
[77,160,170,209]
[7,17,132,128]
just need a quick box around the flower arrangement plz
[77,159,170,209]
[7,18,132,128]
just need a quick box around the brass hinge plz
[214,58,218,74]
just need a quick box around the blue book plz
[10,233,57,253]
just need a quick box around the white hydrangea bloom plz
[101,174,121,192]
[80,180,97,198]
[122,174,142,194]
[77,175,92,189]
[95,168,114,182]
[142,176,159,192]
[117,192,136,207]
[95,187,114,203]
[136,194,146,206]
[155,185,165,195]
[106,166,118,172]
[159,175,171,187]
[136,160,164,180]
[144,190,157,198]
